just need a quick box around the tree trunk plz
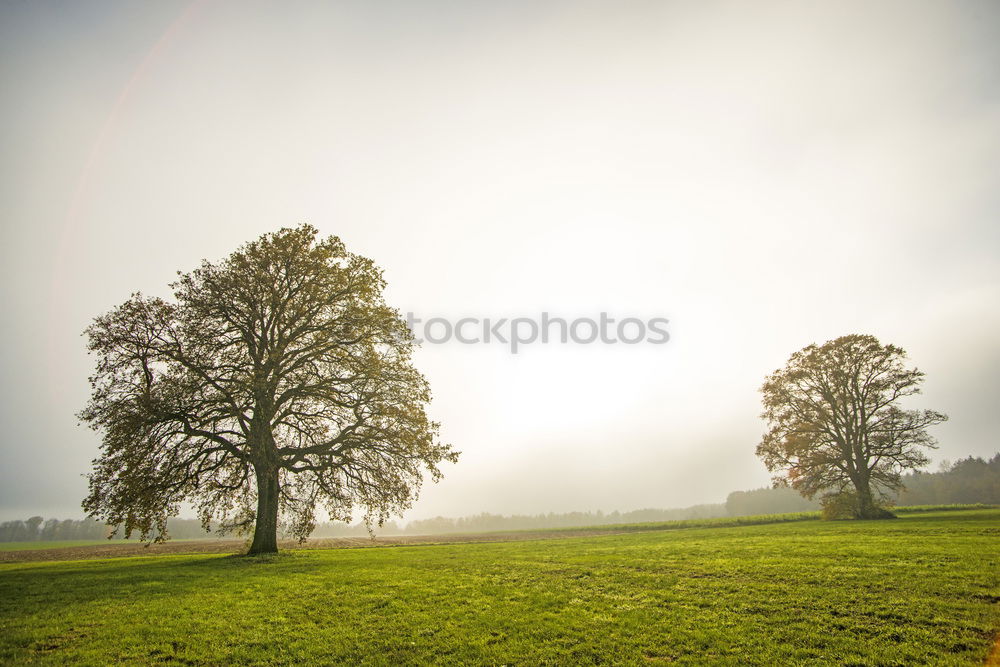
[855,481,876,518]
[248,464,279,555]
[852,474,891,519]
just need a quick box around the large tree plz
[80,225,457,554]
[756,334,946,519]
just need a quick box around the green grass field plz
[1,509,997,665]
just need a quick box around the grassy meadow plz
[1,508,997,665]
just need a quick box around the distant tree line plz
[6,454,995,542]
[725,486,821,516]
[312,504,728,536]
[0,517,223,542]
[896,455,1000,505]
[0,517,108,542]
[1,506,729,542]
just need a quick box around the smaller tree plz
[756,334,947,519]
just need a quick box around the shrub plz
[820,491,896,520]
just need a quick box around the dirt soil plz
[0,529,623,563]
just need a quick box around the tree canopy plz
[756,334,946,519]
[80,225,458,554]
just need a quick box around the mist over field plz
[2,0,999,525]
[3,4,1000,665]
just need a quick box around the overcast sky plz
[2,0,999,522]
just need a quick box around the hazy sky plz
[2,0,999,522]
